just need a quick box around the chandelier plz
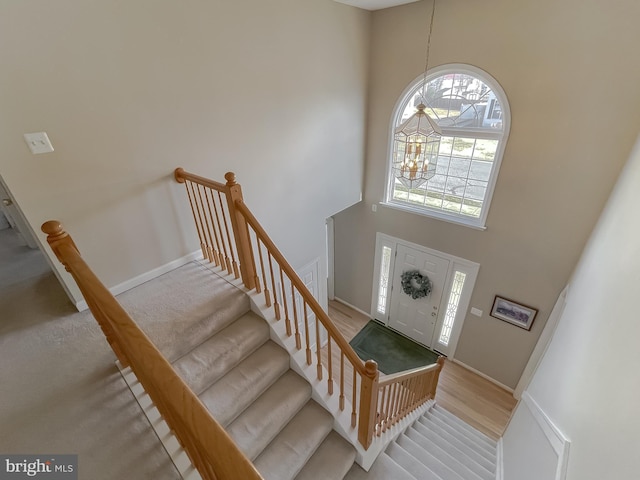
[391,0,441,190]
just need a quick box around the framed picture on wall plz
[490,296,538,330]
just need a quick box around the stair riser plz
[424,413,497,460]
[433,405,497,447]
[417,418,496,473]
[407,425,493,480]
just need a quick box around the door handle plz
[2,198,12,207]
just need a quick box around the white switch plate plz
[24,132,54,154]
[470,307,483,317]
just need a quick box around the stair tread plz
[124,261,251,361]
[346,452,416,480]
[405,426,491,480]
[388,439,463,480]
[227,370,311,460]
[199,340,290,426]
[433,405,497,447]
[417,417,496,471]
[424,412,496,458]
[255,401,334,480]
[173,311,269,394]
[294,431,356,480]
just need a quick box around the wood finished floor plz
[326,299,517,440]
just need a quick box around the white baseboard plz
[75,250,203,311]
[333,297,371,318]
[451,358,515,394]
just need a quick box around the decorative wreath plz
[401,270,432,299]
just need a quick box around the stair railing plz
[175,168,445,449]
[41,221,263,480]
[375,358,445,436]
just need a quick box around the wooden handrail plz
[175,167,227,191]
[378,358,443,387]
[42,220,263,480]
[234,200,370,376]
[173,168,446,450]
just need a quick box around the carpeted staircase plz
[124,262,497,480]
[345,403,497,480]
[159,271,356,480]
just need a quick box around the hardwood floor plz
[327,299,517,440]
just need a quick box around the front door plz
[388,244,450,348]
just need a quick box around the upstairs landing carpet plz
[349,320,439,374]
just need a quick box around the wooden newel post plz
[41,220,79,261]
[358,359,380,450]
[223,172,257,291]
[430,356,446,398]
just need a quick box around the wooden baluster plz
[246,230,261,293]
[416,374,425,405]
[339,352,345,411]
[376,386,386,436]
[401,379,410,417]
[405,378,413,412]
[327,335,333,395]
[210,191,229,271]
[382,383,393,432]
[256,238,271,306]
[351,368,357,428]
[187,181,209,261]
[181,180,207,260]
[217,191,236,276]
[268,252,280,319]
[292,285,302,347]
[421,371,429,400]
[279,270,291,336]
[302,297,312,366]
[204,188,223,267]
[314,303,322,379]
[196,185,216,263]
[411,377,419,409]
[389,382,400,425]
[358,360,379,450]
[407,378,415,412]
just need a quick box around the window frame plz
[382,63,511,229]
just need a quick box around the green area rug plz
[349,320,439,374]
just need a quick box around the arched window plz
[385,64,510,229]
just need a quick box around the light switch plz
[470,307,483,317]
[24,132,54,154]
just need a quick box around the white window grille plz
[439,271,466,346]
[376,246,392,315]
[386,64,510,228]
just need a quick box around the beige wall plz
[504,135,640,479]
[333,0,640,388]
[0,1,370,303]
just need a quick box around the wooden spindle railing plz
[174,168,446,450]
[375,357,445,436]
[41,220,263,480]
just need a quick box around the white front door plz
[388,244,450,348]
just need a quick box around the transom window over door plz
[384,64,511,229]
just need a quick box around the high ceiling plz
[334,0,420,11]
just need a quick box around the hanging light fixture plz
[392,0,441,190]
